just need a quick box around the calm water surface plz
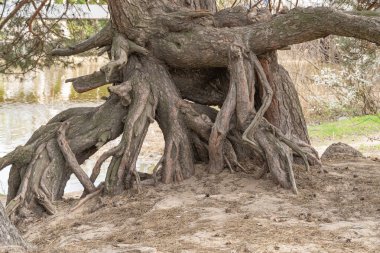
[0,61,163,195]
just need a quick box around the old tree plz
[0,0,379,246]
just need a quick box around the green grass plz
[308,114,380,140]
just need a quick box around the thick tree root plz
[152,156,164,184]
[90,146,121,184]
[178,100,260,174]
[144,59,195,183]
[205,45,318,193]
[208,72,236,173]
[6,144,46,216]
[57,122,96,193]
[100,57,196,187]
[104,59,157,194]
[1,96,128,217]
[1,51,321,219]
[0,202,28,249]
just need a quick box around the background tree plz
[0,0,379,220]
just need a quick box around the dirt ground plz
[5,155,377,253]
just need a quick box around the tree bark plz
[150,7,380,68]
[3,97,128,216]
[0,202,27,250]
[259,52,310,144]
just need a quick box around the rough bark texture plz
[150,7,380,68]
[4,97,128,216]
[259,52,310,144]
[1,0,379,219]
[0,203,27,250]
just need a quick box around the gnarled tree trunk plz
[1,0,379,217]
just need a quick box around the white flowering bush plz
[310,38,379,119]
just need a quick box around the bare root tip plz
[223,155,235,173]
[71,183,104,212]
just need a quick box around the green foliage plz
[0,17,107,73]
[66,19,107,43]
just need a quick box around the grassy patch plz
[308,114,380,140]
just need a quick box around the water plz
[0,58,110,104]
[0,60,164,195]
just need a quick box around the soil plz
[321,142,364,161]
[3,154,379,253]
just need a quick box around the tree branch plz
[152,7,380,68]
[0,0,30,31]
[27,0,49,37]
[65,70,121,93]
[50,23,113,56]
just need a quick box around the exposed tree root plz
[2,96,128,217]
[7,3,370,219]
[71,184,104,212]
[90,146,121,184]
[208,71,236,173]
[98,57,198,187]
[241,52,273,148]
[0,202,28,249]
[35,189,56,215]
[57,122,96,193]
[1,47,322,219]
[203,45,316,193]
[0,1,376,233]
[139,58,195,183]
[6,144,46,216]
[104,60,157,194]
[223,155,234,173]
[0,146,34,172]
[152,156,164,185]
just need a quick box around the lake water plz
[0,60,164,195]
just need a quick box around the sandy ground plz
[4,155,376,253]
